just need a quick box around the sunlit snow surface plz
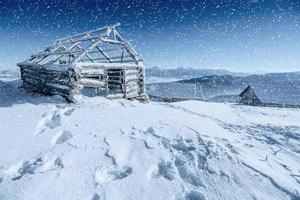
[0,80,300,200]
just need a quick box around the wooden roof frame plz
[18,23,143,67]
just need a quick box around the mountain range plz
[145,66,248,78]
[146,71,300,105]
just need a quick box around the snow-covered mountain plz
[0,78,300,200]
[147,72,300,105]
[145,67,247,80]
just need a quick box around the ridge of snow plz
[0,97,299,200]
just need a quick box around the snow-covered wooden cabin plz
[17,24,146,101]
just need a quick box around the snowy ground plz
[0,80,300,200]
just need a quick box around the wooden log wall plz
[76,64,145,99]
[76,66,106,90]
[124,66,144,98]
[19,65,78,101]
[19,63,146,101]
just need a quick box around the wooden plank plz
[22,77,73,96]
[125,74,139,80]
[107,83,123,89]
[125,70,139,75]
[126,82,139,88]
[80,74,103,79]
[79,78,106,87]
[126,84,140,91]
[79,69,104,75]
[22,76,74,90]
[126,91,140,98]
[108,79,123,84]
[125,77,139,84]
[22,72,71,84]
[56,23,120,43]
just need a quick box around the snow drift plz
[0,80,300,199]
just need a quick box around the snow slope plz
[0,93,300,199]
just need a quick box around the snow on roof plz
[18,24,143,67]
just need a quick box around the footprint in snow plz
[51,130,73,145]
[35,107,75,135]
[63,108,75,116]
[94,165,133,184]
[7,156,43,181]
[35,109,62,135]
[175,156,204,188]
[185,190,206,200]
[5,156,63,181]
[156,161,176,181]
[85,193,101,200]
[45,112,61,129]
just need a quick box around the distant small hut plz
[17,24,146,101]
[239,84,300,107]
[238,85,262,106]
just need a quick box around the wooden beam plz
[46,42,80,65]
[114,29,139,64]
[74,40,102,62]
[56,23,120,44]
[86,34,112,63]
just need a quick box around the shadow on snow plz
[0,79,65,107]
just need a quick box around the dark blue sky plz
[0,0,300,72]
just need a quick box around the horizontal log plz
[78,78,106,88]
[22,71,67,79]
[106,93,125,99]
[126,87,140,94]
[22,71,76,83]
[78,69,105,76]
[125,74,139,80]
[81,84,106,90]
[108,77,123,82]
[107,71,123,76]
[126,84,140,91]
[22,75,75,91]
[76,62,142,69]
[107,68,124,72]
[32,48,122,57]
[19,64,74,73]
[22,73,71,86]
[60,36,124,46]
[126,91,140,98]
[22,68,72,77]
[80,55,133,62]
[126,81,139,87]
[47,83,71,90]
[108,75,124,80]
[77,65,105,70]
[79,73,104,78]
[108,84,123,90]
[125,71,139,76]
[125,77,140,84]
[108,59,143,63]
[108,79,123,84]
[22,79,73,96]
[23,72,71,82]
